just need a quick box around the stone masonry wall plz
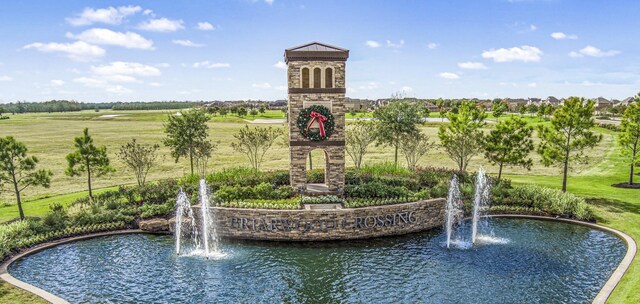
[196,198,446,241]
[288,60,346,191]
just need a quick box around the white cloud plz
[172,40,204,47]
[73,77,107,87]
[530,24,537,31]
[252,82,271,89]
[155,63,170,68]
[66,28,154,50]
[192,61,230,69]
[196,22,215,31]
[91,61,161,76]
[569,45,620,58]
[66,6,141,26]
[143,9,154,16]
[401,86,413,92]
[149,82,162,87]
[138,18,185,32]
[273,61,287,69]
[275,85,287,91]
[365,40,381,48]
[457,62,487,70]
[105,85,132,94]
[427,42,439,49]
[23,41,105,61]
[386,39,405,48]
[0,76,13,81]
[439,72,460,79]
[50,79,64,86]
[103,75,139,83]
[499,82,518,87]
[481,45,542,62]
[551,32,578,40]
[527,82,537,87]
[265,0,275,5]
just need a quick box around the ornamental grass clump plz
[507,184,594,220]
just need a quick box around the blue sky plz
[0,0,638,102]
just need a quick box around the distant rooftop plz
[284,42,349,63]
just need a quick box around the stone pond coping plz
[0,216,635,304]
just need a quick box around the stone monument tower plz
[284,42,349,193]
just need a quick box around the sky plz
[0,0,638,103]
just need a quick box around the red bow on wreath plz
[307,111,327,137]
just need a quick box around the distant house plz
[345,98,372,111]
[504,98,527,111]
[618,96,637,107]
[424,101,439,112]
[545,96,561,107]
[593,97,613,111]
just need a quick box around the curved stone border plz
[0,230,144,304]
[489,214,637,304]
[1,217,636,304]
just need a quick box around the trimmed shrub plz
[504,185,594,220]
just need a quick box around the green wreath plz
[296,105,335,141]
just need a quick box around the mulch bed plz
[611,183,640,189]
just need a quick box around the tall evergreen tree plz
[0,137,53,220]
[537,97,602,192]
[482,117,534,180]
[620,101,640,185]
[66,128,114,198]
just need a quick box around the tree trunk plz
[189,150,194,176]
[394,144,398,167]
[87,163,93,198]
[12,174,24,220]
[309,153,313,170]
[498,163,503,181]
[630,159,635,185]
[562,155,569,193]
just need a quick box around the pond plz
[9,218,626,303]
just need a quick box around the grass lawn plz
[0,281,46,304]
[0,110,638,302]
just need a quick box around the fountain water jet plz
[445,175,463,249]
[174,189,199,255]
[174,180,220,257]
[471,167,491,244]
[198,179,218,255]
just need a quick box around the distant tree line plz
[0,100,206,114]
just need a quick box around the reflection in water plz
[9,219,626,304]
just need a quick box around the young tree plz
[0,106,6,119]
[258,104,267,114]
[620,102,640,185]
[194,140,217,178]
[66,128,114,198]
[528,104,538,118]
[219,107,229,117]
[537,97,602,192]
[491,102,507,120]
[536,103,547,121]
[482,117,534,180]
[163,109,211,175]
[345,121,377,170]
[231,125,283,171]
[373,98,424,166]
[399,131,435,171]
[237,107,248,117]
[517,104,527,116]
[438,101,487,172]
[117,139,160,186]
[250,108,259,118]
[0,137,53,220]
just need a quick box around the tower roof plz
[284,42,349,63]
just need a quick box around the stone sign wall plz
[198,199,446,241]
